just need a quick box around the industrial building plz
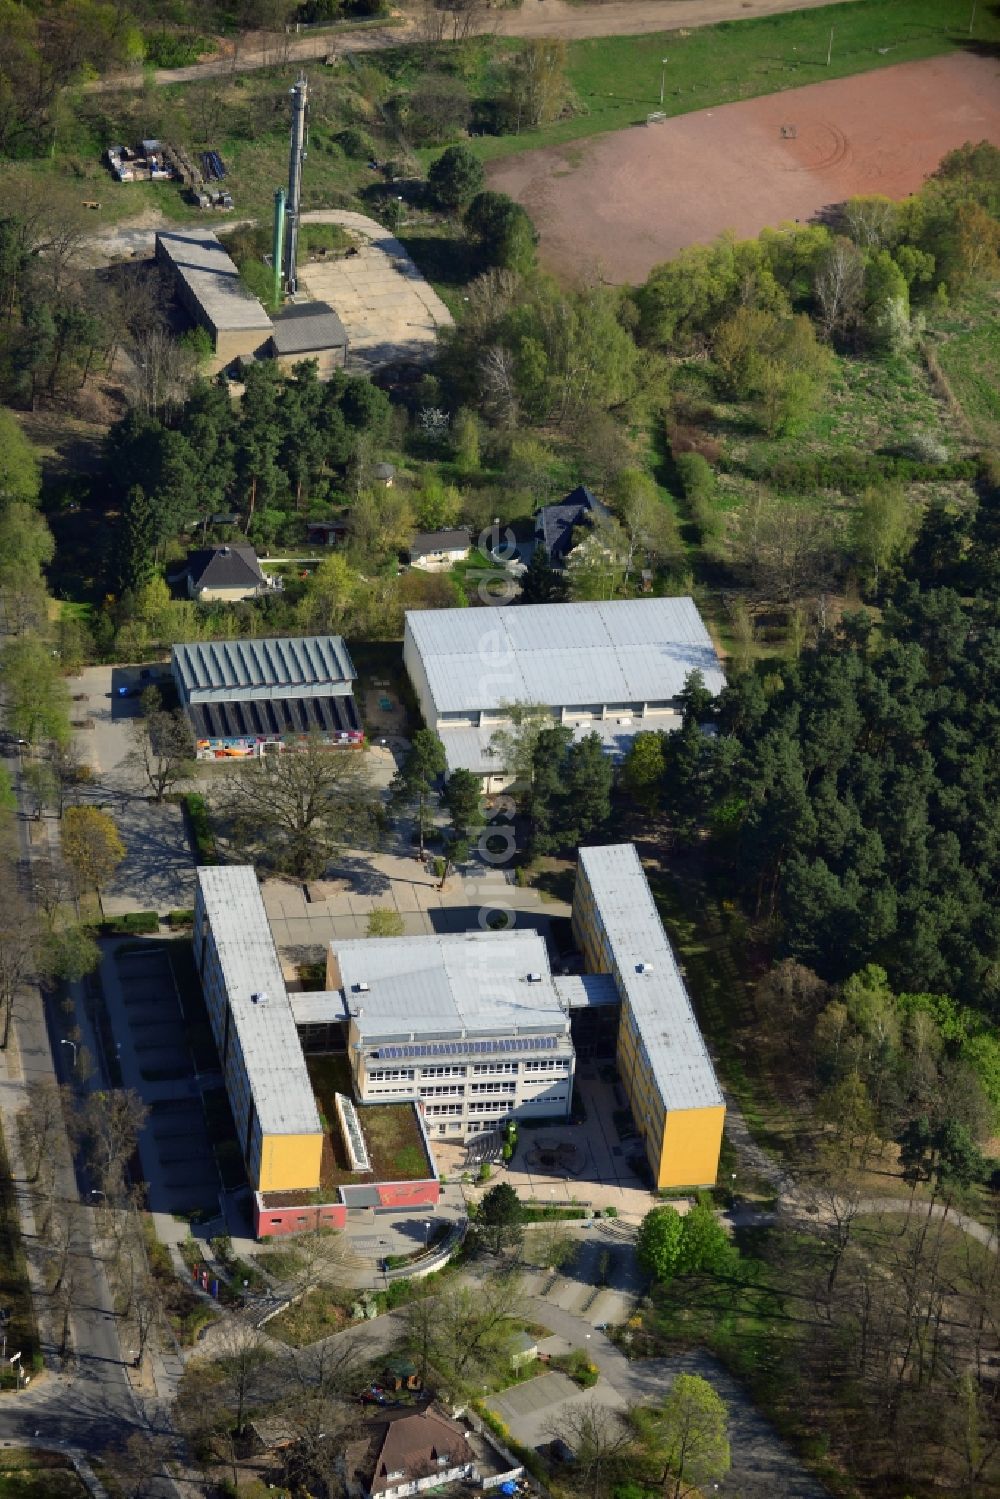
[154,229,274,372]
[573,843,725,1189]
[327,931,576,1140]
[402,597,726,789]
[171,634,362,759]
[269,300,348,377]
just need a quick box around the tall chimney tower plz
[284,72,309,297]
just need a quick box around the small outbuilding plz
[407,529,471,572]
[185,544,273,602]
[269,300,349,379]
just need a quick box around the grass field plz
[930,282,1000,450]
[0,1452,86,1498]
[462,0,1000,164]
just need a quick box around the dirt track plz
[85,0,865,91]
[488,52,1000,284]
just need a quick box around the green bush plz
[184,793,217,864]
[604,1205,618,1218]
[337,126,376,160]
[144,32,210,68]
[105,911,159,934]
[731,451,978,494]
[167,908,194,928]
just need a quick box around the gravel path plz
[83,0,866,92]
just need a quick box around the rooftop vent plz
[526,972,542,984]
[636,963,654,975]
[355,981,370,993]
[251,991,268,1005]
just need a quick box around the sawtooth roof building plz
[172,634,362,757]
[402,597,726,788]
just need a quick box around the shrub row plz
[184,793,217,865]
[166,908,194,928]
[520,1205,589,1222]
[103,911,159,935]
[674,451,722,543]
[728,452,979,495]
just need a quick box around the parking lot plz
[68,664,197,916]
[102,942,222,1220]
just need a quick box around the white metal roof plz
[156,230,274,335]
[333,931,572,1043]
[196,867,321,1136]
[172,635,356,703]
[439,714,682,775]
[578,844,724,1113]
[404,598,725,716]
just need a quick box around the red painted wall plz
[375,1179,441,1209]
[254,1199,347,1238]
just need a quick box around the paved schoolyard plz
[67,664,196,916]
[264,841,570,956]
[297,211,452,374]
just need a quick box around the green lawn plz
[455,0,1000,164]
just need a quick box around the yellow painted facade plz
[658,1106,726,1189]
[257,1131,323,1194]
[572,857,724,1191]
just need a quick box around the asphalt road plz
[0,738,180,1490]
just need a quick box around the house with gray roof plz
[185,544,273,602]
[535,484,610,565]
[402,597,725,790]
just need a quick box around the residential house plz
[348,1406,476,1499]
[185,545,273,603]
[535,484,610,566]
[407,529,471,572]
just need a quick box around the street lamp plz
[659,57,669,107]
[422,1219,431,1252]
[60,1039,77,1068]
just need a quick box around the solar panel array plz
[376,1035,558,1062]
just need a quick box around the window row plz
[472,1062,519,1075]
[425,1103,464,1116]
[367,1068,415,1082]
[420,1085,465,1098]
[419,1066,467,1078]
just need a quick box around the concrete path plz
[297,211,452,374]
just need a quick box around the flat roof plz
[333,931,572,1043]
[156,229,273,335]
[288,989,351,1026]
[439,715,680,775]
[578,844,724,1113]
[196,867,322,1137]
[404,598,726,715]
[270,299,348,354]
[554,973,621,1009]
[172,635,356,703]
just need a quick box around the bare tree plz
[0,868,37,1049]
[75,1089,149,1200]
[101,1431,174,1499]
[125,688,195,802]
[556,1400,636,1499]
[21,1078,66,1183]
[814,236,866,341]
